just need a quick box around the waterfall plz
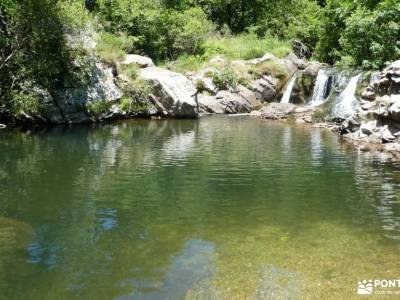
[280,73,297,104]
[332,73,362,119]
[309,69,329,107]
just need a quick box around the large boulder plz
[214,91,254,114]
[198,86,260,114]
[122,54,154,68]
[139,67,198,118]
[198,95,225,114]
[249,76,277,102]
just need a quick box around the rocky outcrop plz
[339,60,400,150]
[198,86,261,114]
[50,60,123,123]
[139,67,198,118]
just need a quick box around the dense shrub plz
[212,67,239,91]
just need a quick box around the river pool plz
[0,116,399,299]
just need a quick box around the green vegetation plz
[203,33,292,61]
[119,96,149,114]
[95,32,131,64]
[11,91,43,119]
[212,67,239,91]
[86,100,112,118]
[251,60,290,80]
[1,0,399,121]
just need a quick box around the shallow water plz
[0,116,400,299]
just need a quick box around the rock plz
[122,54,154,68]
[360,120,377,136]
[302,62,322,77]
[249,110,262,117]
[54,60,123,123]
[140,67,198,118]
[247,53,276,65]
[389,100,400,122]
[341,117,361,134]
[215,91,253,114]
[384,142,400,152]
[191,74,218,95]
[259,103,296,120]
[236,85,262,108]
[361,87,375,101]
[380,125,396,143]
[285,53,307,69]
[198,95,225,114]
[250,78,277,102]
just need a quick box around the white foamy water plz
[332,74,362,119]
[309,69,329,107]
[280,73,298,104]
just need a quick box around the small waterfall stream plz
[309,69,329,107]
[332,73,362,119]
[280,73,298,104]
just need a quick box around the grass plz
[95,32,131,64]
[251,60,290,80]
[86,100,112,118]
[118,63,139,80]
[168,33,292,73]
[203,33,292,61]
[119,96,149,113]
[11,92,43,119]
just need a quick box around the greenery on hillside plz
[1,0,399,120]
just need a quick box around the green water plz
[0,116,400,299]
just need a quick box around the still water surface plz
[0,116,400,299]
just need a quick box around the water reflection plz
[0,117,400,299]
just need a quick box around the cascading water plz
[332,73,362,119]
[280,73,297,104]
[308,69,329,107]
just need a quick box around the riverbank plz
[2,36,400,156]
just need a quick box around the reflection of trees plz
[0,117,400,299]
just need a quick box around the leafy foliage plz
[212,67,239,91]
